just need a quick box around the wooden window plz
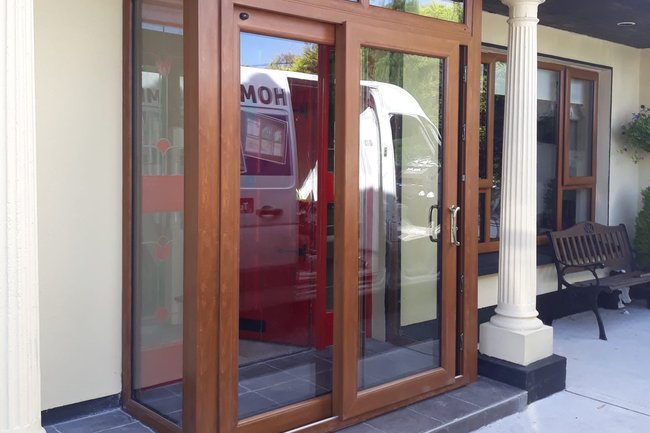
[478,53,598,253]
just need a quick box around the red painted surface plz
[141,175,184,213]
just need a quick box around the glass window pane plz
[238,33,335,419]
[537,69,560,234]
[133,0,184,424]
[479,63,488,179]
[490,61,506,242]
[562,189,592,229]
[568,79,594,177]
[489,181,501,241]
[369,0,464,23]
[358,47,443,390]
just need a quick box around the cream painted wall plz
[638,49,650,196]
[480,12,648,304]
[35,0,122,410]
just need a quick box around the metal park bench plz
[547,221,650,340]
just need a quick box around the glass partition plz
[132,0,184,425]
[358,46,444,390]
[238,33,335,419]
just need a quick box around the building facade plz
[3,1,650,433]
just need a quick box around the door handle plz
[428,204,439,243]
[256,205,283,218]
[449,205,460,247]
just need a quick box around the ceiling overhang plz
[482,0,650,49]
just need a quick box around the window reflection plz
[238,33,335,419]
[569,79,594,178]
[479,63,489,179]
[562,189,592,229]
[369,0,464,23]
[537,69,559,234]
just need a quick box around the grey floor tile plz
[479,395,527,425]
[256,378,327,406]
[267,351,332,379]
[312,369,333,391]
[100,421,155,432]
[239,363,296,391]
[166,410,183,425]
[239,391,280,419]
[365,407,444,433]
[410,394,481,423]
[338,422,385,433]
[143,394,182,415]
[135,386,176,402]
[447,377,522,408]
[165,382,183,396]
[55,410,134,433]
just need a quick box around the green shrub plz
[621,105,650,163]
[634,186,650,270]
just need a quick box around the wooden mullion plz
[334,20,361,421]
[461,0,482,383]
[184,0,220,431]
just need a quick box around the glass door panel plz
[358,47,444,390]
[238,32,335,420]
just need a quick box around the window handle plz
[449,205,460,247]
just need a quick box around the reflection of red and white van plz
[238,66,441,348]
[239,67,316,346]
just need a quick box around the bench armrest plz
[557,261,605,288]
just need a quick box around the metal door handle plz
[449,205,460,246]
[428,204,439,243]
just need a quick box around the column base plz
[479,321,553,366]
[0,423,45,433]
[479,353,566,403]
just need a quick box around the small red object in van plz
[240,198,254,214]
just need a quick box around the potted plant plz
[635,186,650,271]
[621,105,650,163]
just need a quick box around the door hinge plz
[459,332,464,352]
[461,124,466,142]
[463,65,467,83]
[459,274,464,296]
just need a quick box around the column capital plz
[501,0,545,21]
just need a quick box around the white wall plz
[481,12,647,302]
[35,0,122,410]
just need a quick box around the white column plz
[479,0,553,366]
[1,1,46,432]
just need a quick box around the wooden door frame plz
[123,1,482,432]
